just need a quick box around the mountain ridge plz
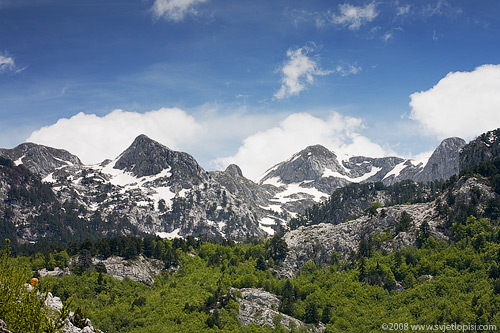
[1,129,496,244]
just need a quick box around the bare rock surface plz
[279,202,447,277]
[92,255,163,285]
[234,288,323,332]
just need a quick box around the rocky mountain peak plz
[414,137,466,183]
[0,142,82,176]
[260,144,343,184]
[225,164,244,178]
[113,135,202,179]
[111,135,208,193]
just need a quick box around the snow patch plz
[383,161,407,180]
[156,229,181,239]
[323,166,382,183]
[260,225,275,235]
[42,173,56,183]
[14,155,25,166]
[260,204,283,213]
[260,217,277,226]
[217,221,226,231]
[271,183,329,204]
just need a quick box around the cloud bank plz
[26,107,390,181]
[27,108,202,164]
[274,45,331,100]
[215,112,390,180]
[409,64,500,140]
[152,0,208,22]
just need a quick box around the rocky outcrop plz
[279,202,446,277]
[38,267,71,278]
[0,320,12,333]
[91,255,163,285]
[234,288,323,332]
[44,292,100,333]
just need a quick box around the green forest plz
[2,213,500,332]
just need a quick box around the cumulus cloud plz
[0,54,15,72]
[409,64,500,140]
[214,112,390,181]
[151,0,208,22]
[27,108,202,164]
[26,107,391,182]
[329,2,378,30]
[274,45,331,100]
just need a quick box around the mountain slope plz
[279,157,500,276]
[1,130,492,243]
[11,135,272,242]
[258,137,464,216]
[0,142,82,177]
[460,128,500,170]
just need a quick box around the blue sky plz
[1,0,500,180]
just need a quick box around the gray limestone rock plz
[415,137,466,182]
[0,142,82,177]
[233,288,323,332]
[91,255,163,285]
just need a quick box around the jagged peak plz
[125,134,171,152]
[294,144,334,158]
[225,164,243,178]
[113,134,205,178]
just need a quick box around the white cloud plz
[26,106,391,182]
[422,0,462,18]
[151,0,208,22]
[0,54,15,72]
[396,4,412,16]
[409,64,500,140]
[27,108,202,164]
[274,45,331,100]
[336,63,362,76]
[329,2,378,30]
[214,112,390,181]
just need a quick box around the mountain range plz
[2,128,499,245]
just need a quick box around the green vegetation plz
[1,218,498,332]
[0,239,70,333]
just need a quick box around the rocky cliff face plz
[91,255,163,285]
[415,137,466,183]
[460,128,500,171]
